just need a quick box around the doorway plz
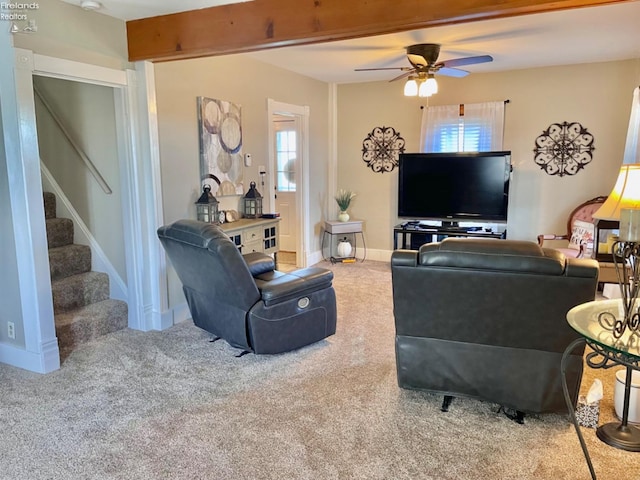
[267,99,310,269]
[272,114,300,265]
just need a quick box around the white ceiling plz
[62,0,640,83]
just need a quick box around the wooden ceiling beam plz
[126,0,631,62]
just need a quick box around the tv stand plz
[393,223,506,250]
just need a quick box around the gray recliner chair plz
[157,219,337,354]
[391,237,599,416]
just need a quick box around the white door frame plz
[5,49,165,372]
[267,99,310,267]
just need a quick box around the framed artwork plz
[197,97,244,195]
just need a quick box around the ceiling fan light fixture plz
[424,75,438,95]
[404,78,418,97]
[418,79,433,98]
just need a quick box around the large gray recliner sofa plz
[391,237,599,414]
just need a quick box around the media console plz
[393,223,506,250]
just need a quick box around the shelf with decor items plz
[220,217,280,263]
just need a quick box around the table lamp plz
[591,165,640,261]
[593,165,640,338]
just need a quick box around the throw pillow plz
[569,219,595,256]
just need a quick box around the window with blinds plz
[432,118,490,153]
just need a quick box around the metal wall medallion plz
[362,126,406,173]
[533,121,595,177]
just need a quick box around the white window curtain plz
[420,104,459,153]
[420,101,505,153]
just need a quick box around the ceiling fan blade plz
[389,69,416,82]
[437,67,469,78]
[439,55,493,68]
[354,67,412,72]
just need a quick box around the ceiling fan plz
[355,43,493,97]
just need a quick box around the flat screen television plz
[397,151,512,224]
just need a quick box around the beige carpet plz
[0,260,636,479]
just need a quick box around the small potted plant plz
[335,189,356,222]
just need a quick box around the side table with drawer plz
[321,220,366,263]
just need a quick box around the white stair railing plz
[34,85,112,195]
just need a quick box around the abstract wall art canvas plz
[197,97,244,195]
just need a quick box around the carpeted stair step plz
[55,298,128,352]
[51,271,110,314]
[49,244,91,280]
[43,191,56,220]
[46,217,74,248]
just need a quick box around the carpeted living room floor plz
[0,260,636,479]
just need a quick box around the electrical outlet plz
[8,321,15,339]
[258,165,266,175]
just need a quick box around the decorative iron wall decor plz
[362,126,406,173]
[197,97,244,195]
[533,121,595,177]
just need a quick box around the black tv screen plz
[397,151,511,223]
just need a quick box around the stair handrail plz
[33,85,112,195]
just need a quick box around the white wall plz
[0,98,25,347]
[337,59,640,252]
[154,54,330,309]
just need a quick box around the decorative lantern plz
[195,184,219,223]
[243,181,263,219]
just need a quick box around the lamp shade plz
[593,164,640,220]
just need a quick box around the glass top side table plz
[566,299,640,451]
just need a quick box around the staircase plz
[44,192,128,357]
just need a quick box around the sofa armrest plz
[254,267,334,306]
[243,252,275,276]
[565,257,600,278]
[391,249,418,267]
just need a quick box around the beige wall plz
[154,54,330,308]
[11,0,129,70]
[338,59,640,252]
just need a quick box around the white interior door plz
[273,116,299,253]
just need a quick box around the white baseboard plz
[0,338,60,373]
[359,248,392,263]
[308,248,392,265]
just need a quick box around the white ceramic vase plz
[338,211,350,222]
[337,239,352,258]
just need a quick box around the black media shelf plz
[393,224,506,250]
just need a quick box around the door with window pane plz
[274,116,298,252]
